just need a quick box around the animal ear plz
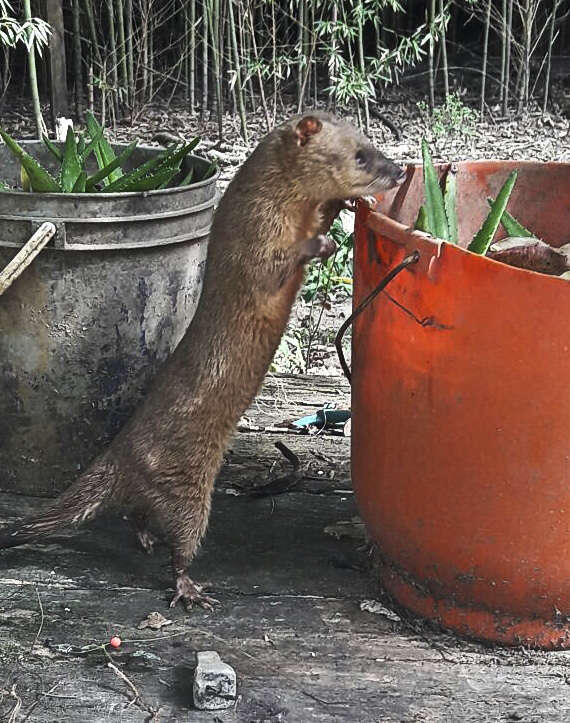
[295,116,322,146]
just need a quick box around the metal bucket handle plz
[334,250,420,383]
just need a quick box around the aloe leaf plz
[72,171,87,192]
[487,197,535,238]
[421,139,449,241]
[178,166,194,187]
[85,140,138,190]
[42,134,63,163]
[443,165,458,244]
[61,126,82,192]
[76,133,86,157]
[79,125,104,165]
[103,142,195,192]
[202,161,218,180]
[468,171,518,255]
[85,111,122,184]
[0,127,61,192]
[117,166,180,193]
[414,205,428,232]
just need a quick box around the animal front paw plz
[302,234,337,261]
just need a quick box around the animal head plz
[280,112,406,200]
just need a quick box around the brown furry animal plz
[0,113,405,610]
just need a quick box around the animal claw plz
[170,573,220,612]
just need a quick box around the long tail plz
[0,457,117,549]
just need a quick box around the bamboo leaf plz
[421,139,448,241]
[61,126,82,192]
[443,165,458,244]
[0,127,61,192]
[487,197,535,238]
[468,171,518,255]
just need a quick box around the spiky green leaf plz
[421,139,449,241]
[85,140,138,190]
[61,126,82,192]
[103,142,196,193]
[0,127,61,192]
[468,171,518,255]
[414,205,428,232]
[72,171,87,192]
[85,111,122,184]
[41,134,63,163]
[487,198,535,238]
[443,166,458,244]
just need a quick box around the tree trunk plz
[542,0,559,114]
[46,0,69,129]
[72,0,83,118]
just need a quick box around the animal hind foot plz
[170,572,219,612]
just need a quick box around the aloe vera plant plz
[417,140,521,256]
[467,171,518,254]
[0,112,217,193]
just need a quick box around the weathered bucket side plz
[0,142,217,496]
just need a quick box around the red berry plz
[109,636,121,649]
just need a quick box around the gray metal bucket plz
[0,141,217,496]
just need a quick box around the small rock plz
[360,599,401,622]
[193,650,237,710]
[138,611,173,631]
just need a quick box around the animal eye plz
[355,150,367,167]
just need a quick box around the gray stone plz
[193,650,237,710]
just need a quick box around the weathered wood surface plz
[1,374,569,722]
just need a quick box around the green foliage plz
[302,216,354,302]
[421,139,449,241]
[487,199,535,238]
[468,171,518,254]
[0,0,51,55]
[0,114,215,193]
[418,140,519,255]
[417,91,478,140]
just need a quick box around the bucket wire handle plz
[335,250,420,383]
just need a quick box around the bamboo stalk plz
[542,0,559,114]
[480,0,491,118]
[22,0,46,138]
[115,0,128,107]
[229,0,247,131]
[126,0,134,107]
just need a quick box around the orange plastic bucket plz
[352,161,570,648]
